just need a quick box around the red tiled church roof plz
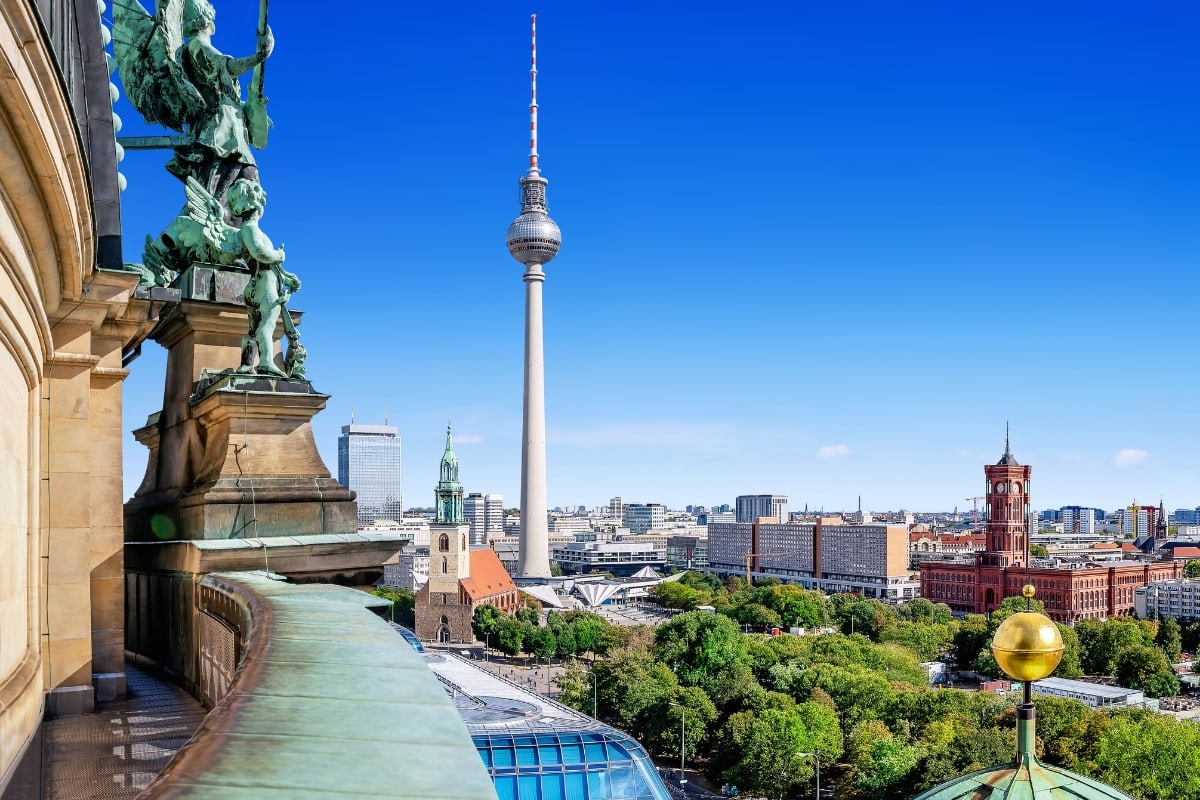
[461,548,517,602]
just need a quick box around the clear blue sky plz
[116,1,1200,514]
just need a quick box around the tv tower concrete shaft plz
[519,263,550,577]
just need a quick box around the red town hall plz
[920,438,1180,622]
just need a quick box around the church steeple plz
[435,424,463,524]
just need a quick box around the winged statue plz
[112,0,272,202]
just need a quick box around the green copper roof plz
[911,709,1132,800]
[435,423,464,524]
[911,756,1134,800]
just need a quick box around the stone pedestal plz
[125,263,356,542]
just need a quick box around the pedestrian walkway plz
[25,663,206,799]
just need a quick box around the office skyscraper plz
[338,421,403,525]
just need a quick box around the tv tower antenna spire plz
[529,14,540,176]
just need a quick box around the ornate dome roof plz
[911,756,1135,800]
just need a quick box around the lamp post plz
[484,632,490,664]
[669,702,687,787]
[590,670,598,719]
[797,752,820,800]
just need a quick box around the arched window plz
[442,557,448,574]
[439,533,449,552]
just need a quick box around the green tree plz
[1114,644,1179,698]
[723,707,817,800]
[515,605,540,626]
[494,616,528,656]
[951,615,990,668]
[654,611,754,704]
[568,611,607,659]
[788,663,898,730]
[528,625,557,661]
[898,598,953,625]
[732,602,783,629]
[879,620,954,662]
[372,586,415,626]
[1184,559,1200,579]
[1095,712,1200,799]
[472,603,505,643]
[1154,615,1182,663]
[1086,617,1154,675]
[846,719,920,799]
[1029,543,1050,557]
[641,685,717,764]
[1055,623,1085,679]
[650,580,708,610]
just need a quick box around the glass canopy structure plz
[394,627,671,800]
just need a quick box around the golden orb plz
[1021,584,1036,599]
[991,611,1064,682]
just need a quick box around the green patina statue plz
[114,0,305,380]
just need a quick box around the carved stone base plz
[127,377,356,541]
[125,265,356,543]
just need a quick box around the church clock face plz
[997,484,1007,494]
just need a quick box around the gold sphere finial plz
[1022,584,1036,599]
[991,611,1064,682]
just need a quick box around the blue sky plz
[116,1,1199,514]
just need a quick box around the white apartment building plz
[382,546,430,591]
[1135,579,1200,620]
[736,494,788,524]
[1060,506,1097,536]
[463,493,504,546]
[623,503,666,533]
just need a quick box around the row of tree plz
[652,574,1185,698]
[572,577,1200,799]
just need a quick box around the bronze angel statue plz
[113,0,272,207]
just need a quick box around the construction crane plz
[965,497,984,532]
[744,551,784,584]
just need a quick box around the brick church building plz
[414,427,521,642]
[921,436,1181,623]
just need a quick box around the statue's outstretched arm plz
[241,219,285,264]
[230,26,274,77]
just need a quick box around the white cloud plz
[1113,448,1149,467]
[957,449,974,459]
[550,422,732,449]
[818,444,852,458]
[454,433,484,445]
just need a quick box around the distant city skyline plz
[116,2,1200,515]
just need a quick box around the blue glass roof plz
[390,623,426,653]
[475,729,671,800]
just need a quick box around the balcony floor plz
[3,663,206,800]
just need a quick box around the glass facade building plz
[337,423,403,525]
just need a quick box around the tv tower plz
[506,14,560,578]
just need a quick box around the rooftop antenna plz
[1005,420,1010,456]
[351,405,355,424]
[385,406,389,426]
[528,14,539,176]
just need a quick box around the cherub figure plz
[229,181,302,378]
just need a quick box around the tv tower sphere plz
[506,202,561,266]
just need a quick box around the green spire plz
[435,423,463,524]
